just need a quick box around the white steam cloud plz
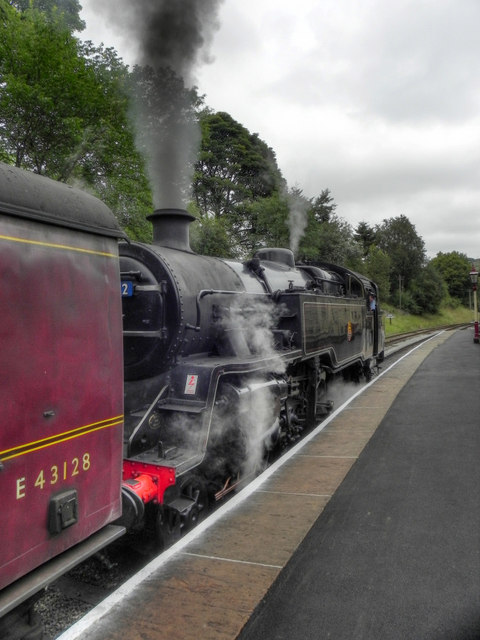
[287,190,309,256]
[213,295,287,478]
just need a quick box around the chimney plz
[147,208,196,252]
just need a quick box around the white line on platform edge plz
[57,331,444,639]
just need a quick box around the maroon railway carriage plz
[0,163,125,626]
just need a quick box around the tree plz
[239,192,291,256]
[363,245,391,300]
[1,8,111,177]
[408,263,446,314]
[375,215,426,292]
[193,111,285,220]
[298,196,361,268]
[75,43,154,240]
[310,189,337,223]
[0,5,87,173]
[354,221,377,258]
[192,111,288,257]
[9,0,85,32]
[189,213,235,257]
[0,5,153,239]
[430,251,472,303]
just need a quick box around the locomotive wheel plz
[179,474,209,530]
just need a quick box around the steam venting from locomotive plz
[91,0,308,252]
[287,190,309,257]
[94,0,224,208]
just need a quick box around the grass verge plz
[382,303,474,337]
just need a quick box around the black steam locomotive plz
[118,208,384,544]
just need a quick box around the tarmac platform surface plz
[59,328,480,640]
[239,328,480,640]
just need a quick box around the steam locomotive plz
[0,163,383,637]
[118,208,384,544]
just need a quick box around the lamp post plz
[470,266,479,343]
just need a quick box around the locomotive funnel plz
[147,208,196,252]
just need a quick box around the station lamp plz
[470,265,479,343]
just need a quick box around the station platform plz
[60,328,480,640]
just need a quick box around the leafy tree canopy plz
[298,192,361,268]
[429,251,472,302]
[407,263,446,315]
[375,214,426,290]
[0,6,93,174]
[239,191,291,256]
[9,0,85,32]
[189,212,236,258]
[310,188,337,223]
[363,245,391,299]
[0,5,153,239]
[193,111,285,220]
[354,221,377,258]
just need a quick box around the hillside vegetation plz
[382,303,473,337]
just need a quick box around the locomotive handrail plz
[134,284,163,292]
[121,270,142,280]
[127,385,169,456]
[123,330,167,337]
[190,289,272,333]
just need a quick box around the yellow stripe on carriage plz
[0,415,124,461]
[0,233,118,258]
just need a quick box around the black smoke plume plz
[96,0,224,208]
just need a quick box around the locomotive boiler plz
[118,208,384,545]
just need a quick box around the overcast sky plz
[80,0,480,258]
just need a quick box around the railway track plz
[385,322,471,346]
